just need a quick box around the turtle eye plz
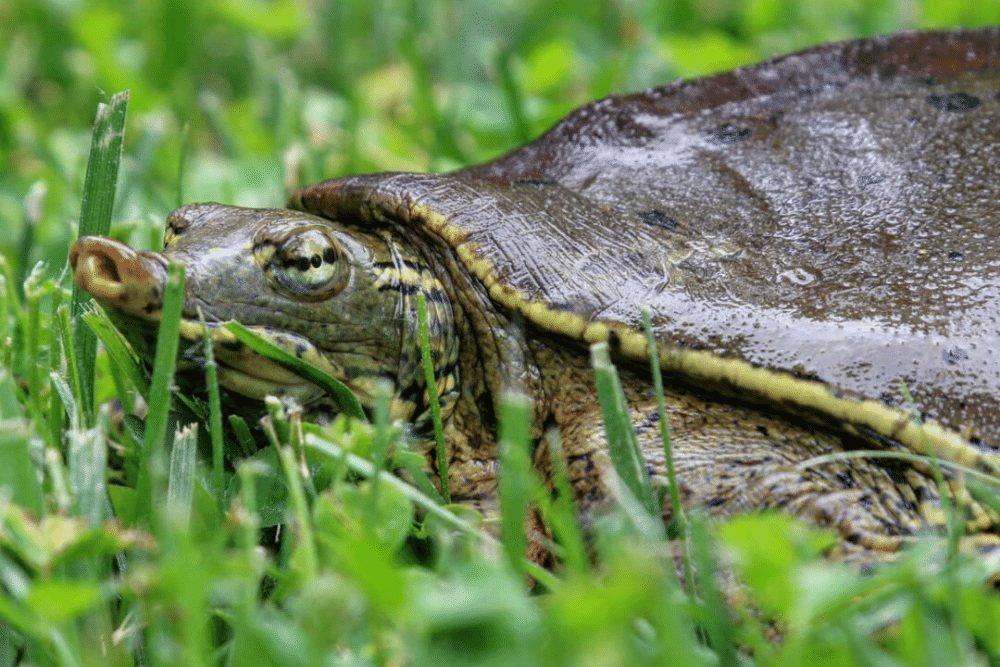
[263,227,347,299]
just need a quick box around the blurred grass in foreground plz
[2,0,1000,664]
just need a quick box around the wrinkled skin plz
[71,29,1000,559]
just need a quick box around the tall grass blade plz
[498,392,533,576]
[590,342,658,516]
[67,421,108,525]
[197,309,226,506]
[496,50,531,143]
[369,380,393,515]
[542,429,588,575]
[641,307,694,592]
[416,292,449,503]
[69,90,129,424]
[22,263,45,428]
[135,261,185,523]
[276,444,318,581]
[80,305,149,396]
[229,414,258,457]
[690,514,736,666]
[166,423,198,527]
[0,417,42,516]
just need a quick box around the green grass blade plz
[641,307,694,592]
[640,308,682,522]
[416,292,449,503]
[67,421,108,525]
[166,423,198,527]
[0,417,42,516]
[69,90,129,424]
[590,342,658,516]
[135,261,185,524]
[498,392,533,576]
[80,304,149,396]
[228,414,258,457]
[22,263,45,430]
[496,50,532,144]
[690,514,736,666]
[542,429,588,576]
[46,286,67,450]
[369,380,393,516]
[197,309,226,507]
[0,365,23,419]
[56,305,84,429]
[223,320,365,420]
[276,444,318,581]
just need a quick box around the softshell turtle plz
[71,29,1000,557]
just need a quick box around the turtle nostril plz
[92,251,122,284]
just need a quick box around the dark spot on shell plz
[755,425,769,437]
[296,257,311,272]
[295,344,307,358]
[943,347,969,365]
[637,209,678,230]
[947,250,963,261]
[926,92,980,112]
[142,302,158,315]
[704,123,751,144]
[514,178,555,187]
[310,254,322,268]
[323,248,336,263]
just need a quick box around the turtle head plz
[70,203,459,424]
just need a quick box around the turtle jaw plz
[176,320,330,403]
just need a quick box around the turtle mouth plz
[175,319,330,402]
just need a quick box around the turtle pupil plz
[310,254,322,268]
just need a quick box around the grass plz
[3,0,1000,664]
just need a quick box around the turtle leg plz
[548,388,934,558]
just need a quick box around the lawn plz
[2,1,1000,664]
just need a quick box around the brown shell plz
[293,28,1000,449]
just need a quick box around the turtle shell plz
[292,29,1000,465]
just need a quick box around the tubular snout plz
[69,236,169,319]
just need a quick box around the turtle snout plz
[70,236,169,318]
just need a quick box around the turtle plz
[70,28,1000,560]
